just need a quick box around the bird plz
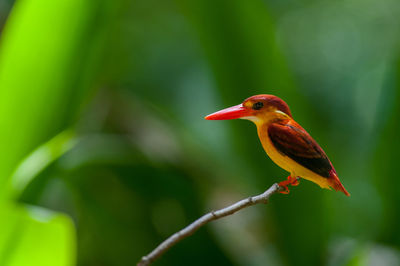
[205,94,350,196]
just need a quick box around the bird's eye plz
[252,102,263,110]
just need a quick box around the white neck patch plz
[240,116,262,123]
[274,110,287,116]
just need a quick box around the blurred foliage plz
[0,0,400,265]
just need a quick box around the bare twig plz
[137,183,283,266]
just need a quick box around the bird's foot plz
[279,185,290,194]
[278,176,300,194]
[291,177,300,186]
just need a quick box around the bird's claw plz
[279,185,290,194]
[291,178,300,186]
[278,176,300,194]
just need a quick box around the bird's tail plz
[329,170,350,196]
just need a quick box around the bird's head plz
[205,94,292,124]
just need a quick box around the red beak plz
[205,104,251,120]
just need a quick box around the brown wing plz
[268,121,332,178]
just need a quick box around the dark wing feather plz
[268,122,332,178]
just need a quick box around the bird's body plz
[259,119,333,190]
[205,94,349,196]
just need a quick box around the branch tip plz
[137,182,281,265]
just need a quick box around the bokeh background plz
[0,0,400,265]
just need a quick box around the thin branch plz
[137,183,283,266]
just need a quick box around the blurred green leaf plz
[0,0,122,265]
[0,204,75,266]
[372,60,400,246]
[10,131,76,197]
[0,0,118,198]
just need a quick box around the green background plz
[0,0,399,265]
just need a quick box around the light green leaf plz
[0,0,120,264]
[10,131,77,197]
[0,204,75,266]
